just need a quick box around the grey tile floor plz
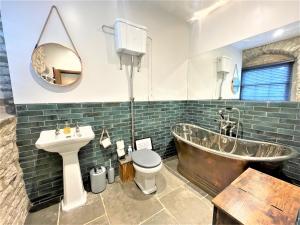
[25,156,213,225]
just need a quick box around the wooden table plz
[212,168,300,225]
[119,155,135,182]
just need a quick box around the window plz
[240,62,293,101]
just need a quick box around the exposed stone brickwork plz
[243,36,300,101]
[243,53,293,68]
[0,12,15,114]
[0,116,29,225]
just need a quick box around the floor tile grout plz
[83,214,106,225]
[186,184,211,204]
[56,202,61,225]
[137,168,183,225]
[138,208,165,225]
[185,183,208,199]
[155,166,213,224]
[163,161,214,214]
[154,163,188,199]
[155,195,180,225]
[164,162,189,183]
[156,182,185,200]
[100,192,111,225]
[28,158,212,225]
[164,161,210,201]
[183,182,213,209]
[163,163,189,185]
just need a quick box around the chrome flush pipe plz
[130,55,135,149]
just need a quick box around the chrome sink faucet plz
[75,122,82,137]
[55,124,60,136]
[75,122,80,133]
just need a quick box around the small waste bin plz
[90,166,106,193]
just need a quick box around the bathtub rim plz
[171,123,298,162]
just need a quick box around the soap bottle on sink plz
[63,121,71,135]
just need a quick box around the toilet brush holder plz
[107,159,115,184]
[108,167,115,184]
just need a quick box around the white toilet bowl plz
[132,149,162,194]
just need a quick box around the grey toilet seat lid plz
[132,149,161,168]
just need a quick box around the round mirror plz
[31,43,82,86]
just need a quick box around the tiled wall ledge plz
[15,101,187,205]
[185,100,300,185]
[0,12,15,114]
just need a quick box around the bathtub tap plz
[229,124,236,137]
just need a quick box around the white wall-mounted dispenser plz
[114,18,147,56]
[216,56,231,73]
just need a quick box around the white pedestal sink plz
[35,126,95,211]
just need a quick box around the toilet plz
[132,149,162,194]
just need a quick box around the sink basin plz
[35,126,95,211]
[36,126,95,153]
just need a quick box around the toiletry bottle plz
[128,145,132,159]
[63,121,71,135]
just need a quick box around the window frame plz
[240,61,294,101]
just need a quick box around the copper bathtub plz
[171,123,298,197]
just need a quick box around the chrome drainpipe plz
[130,55,135,149]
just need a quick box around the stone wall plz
[0,116,29,225]
[0,12,14,114]
[242,36,300,101]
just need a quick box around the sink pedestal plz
[60,151,86,211]
[35,126,95,212]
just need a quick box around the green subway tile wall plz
[0,12,15,114]
[16,101,187,205]
[185,100,300,185]
[16,100,300,205]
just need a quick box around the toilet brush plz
[107,159,115,184]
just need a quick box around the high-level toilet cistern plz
[102,19,161,194]
[36,124,95,211]
[131,138,162,194]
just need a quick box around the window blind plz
[240,62,293,101]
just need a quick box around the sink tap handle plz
[75,122,80,133]
[55,124,60,135]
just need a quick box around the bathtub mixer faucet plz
[217,107,240,153]
[218,108,239,137]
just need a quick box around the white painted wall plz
[1,1,189,104]
[189,0,300,56]
[187,45,242,100]
[187,0,300,100]
[2,1,300,104]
